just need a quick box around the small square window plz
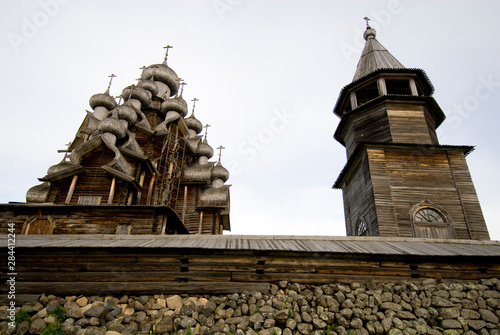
[78,196,102,205]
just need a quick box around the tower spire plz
[352,19,404,81]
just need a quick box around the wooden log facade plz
[333,25,489,240]
[1,235,499,303]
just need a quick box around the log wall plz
[1,235,499,300]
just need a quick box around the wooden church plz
[0,48,231,236]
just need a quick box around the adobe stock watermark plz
[437,74,500,142]
[226,107,295,176]
[7,0,72,53]
[213,0,244,21]
[340,0,403,64]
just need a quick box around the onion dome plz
[161,96,188,117]
[115,105,138,125]
[121,85,152,107]
[211,161,229,182]
[137,79,159,96]
[197,139,214,158]
[26,182,50,203]
[141,64,179,97]
[98,117,127,139]
[185,113,203,134]
[89,91,117,110]
[47,159,76,176]
[363,27,377,40]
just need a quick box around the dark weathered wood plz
[1,236,499,297]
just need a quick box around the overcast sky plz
[1,0,499,239]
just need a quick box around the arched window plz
[411,201,455,239]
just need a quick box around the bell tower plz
[333,21,489,240]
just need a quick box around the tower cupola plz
[333,21,445,160]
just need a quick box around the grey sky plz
[1,0,499,239]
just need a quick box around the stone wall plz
[1,278,500,335]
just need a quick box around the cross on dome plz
[106,73,117,93]
[163,45,173,64]
[191,97,199,114]
[363,16,371,28]
[203,123,211,140]
[216,145,225,163]
[179,79,187,96]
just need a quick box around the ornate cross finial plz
[363,17,371,28]
[191,97,199,114]
[216,145,225,163]
[107,73,117,93]
[203,123,211,139]
[163,45,173,63]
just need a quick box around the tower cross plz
[217,145,225,162]
[163,45,173,63]
[363,17,371,28]
[203,124,211,139]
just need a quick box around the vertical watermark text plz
[6,223,17,329]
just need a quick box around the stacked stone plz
[1,278,499,335]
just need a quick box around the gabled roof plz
[353,27,404,81]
